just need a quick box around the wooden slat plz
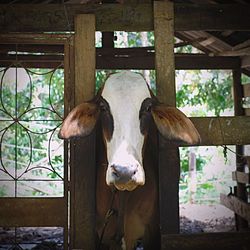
[232,171,250,184]
[0,33,71,44]
[0,51,240,70]
[71,14,96,249]
[162,232,250,250]
[0,198,67,227]
[220,194,250,222]
[154,1,180,237]
[0,44,64,53]
[62,35,72,250]
[0,4,250,32]
[242,56,250,69]
[190,116,250,146]
[174,4,250,31]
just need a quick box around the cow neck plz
[98,188,126,249]
[115,190,126,244]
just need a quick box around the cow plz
[59,71,200,250]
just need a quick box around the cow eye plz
[139,98,154,135]
[99,97,114,141]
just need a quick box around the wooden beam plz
[232,171,250,184]
[102,32,114,48]
[0,44,64,53]
[214,47,250,57]
[233,39,250,51]
[0,33,71,44]
[242,56,250,68]
[0,4,250,32]
[0,198,67,227]
[190,116,250,146]
[220,194,250,222]
[0,52,240,70]
[154,1,180,238]
[162,232,250,250]
[71,14,96,249]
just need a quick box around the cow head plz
[59,71,200,191]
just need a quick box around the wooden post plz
[188,149,197,204]
[232,69,249,230]
[102,32,114,48]
[71,14,96,249]
[154,0,180,238]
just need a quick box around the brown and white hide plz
[59,71,200,250]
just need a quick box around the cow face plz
[59,71,200,191]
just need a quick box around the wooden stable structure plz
[0,0,250,249]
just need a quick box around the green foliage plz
[242,73,250,85]
[179,147,207,174]
[176,70,234,116]
[0,67,64,197]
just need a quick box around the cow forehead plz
[102,71,151,108]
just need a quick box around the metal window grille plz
[0,34,72,250]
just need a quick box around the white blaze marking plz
[102,71,151,187]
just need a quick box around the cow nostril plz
[111,165,120,178]
[113,171,120,178]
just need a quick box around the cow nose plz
[111,164,137,183]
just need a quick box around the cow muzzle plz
[106,163,145,191]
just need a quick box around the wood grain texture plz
[154,1,180,236]
[0,4,250,32]
[71,14,96,249]
[220,194,250,222]
[162,232,250,250]
[0,198,67,227]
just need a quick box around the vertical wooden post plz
[233,69,249,230]
[102,32,114,48]
[188,149,197,204]
[154,0,180,238]
[71,14,96,249]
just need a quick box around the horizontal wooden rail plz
[0,4,250,32]
[0,52,240,70]
[162,232,250,250]
[0,198,67,227]
[190,116,250,146]
[220,194,250,222]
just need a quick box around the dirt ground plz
[0,204,235,249]
[180,203,235,233]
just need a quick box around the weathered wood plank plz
[162,232,250,250]
[74,14,96,102]
[0,52,240,70]
[232,171,250,184]
[0,198,67,227]
[220,194,250,222]
[71,14,96,249]
[154,1,175,105]
[0,4,250,32]
[63,37,72,249]
[154,1,180,237]
[190,116,250,146]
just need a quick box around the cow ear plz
[58,102,100,139]
[151,105,200,144]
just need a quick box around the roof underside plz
[1,0,250,75]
